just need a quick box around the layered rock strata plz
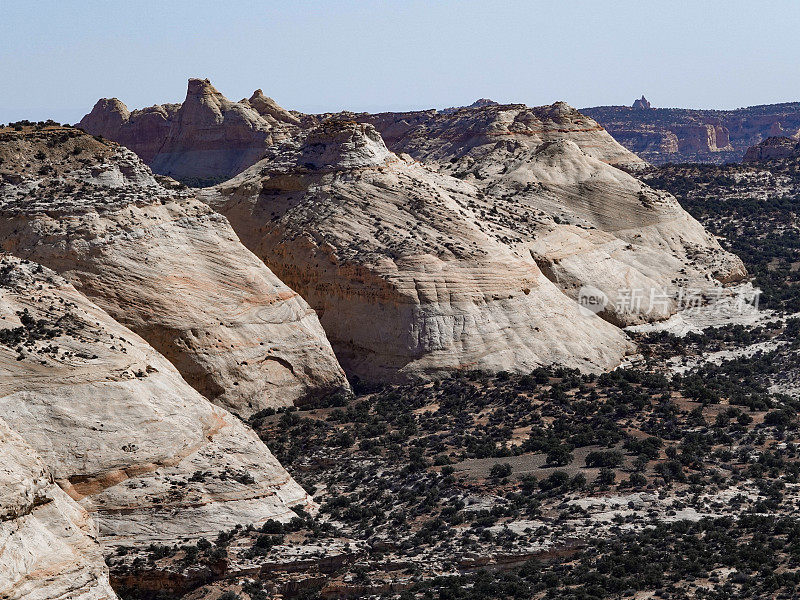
[0,126,348,415]
[201,120,634,381]
[358,101,648,171]
[743,136,800,162]
[77,83,745,376]
[0,255,313,548]
[79,79,301,182]
[354,107,746,326]
[582,101,800,164]
[0,417,118,600]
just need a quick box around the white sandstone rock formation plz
[0,126,348,415]
[201,121,633,381]
[0,254,313,548]
[465,138,746,325]
[359,101,648,171]
[76,83,746,362]
[0,417,118,600]
[360,105,746,326]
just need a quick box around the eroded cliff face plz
[78,82,645,183]
[582,101,800,164]
[0,255,313,549]
[79,79,301,183]
[0,126,348,415]
[78,83,745,377]
[0,418,118,600]
[201,121,633,381]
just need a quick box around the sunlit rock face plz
[201,121,634,381]
[78,83,745,377]
[0,255,314,551]
[0,126,349,416]
[355,103,746,326]
[0,416,119,600]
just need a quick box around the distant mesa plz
[632,95,652,110]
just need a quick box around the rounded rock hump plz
[296,121,395,170]
[0,416,120,600]
[362,100,648,171]
[202,123,633,382]
[79,97,130,130]
[186,77,223,97]
[179,77,230,124]
[0,255,313,549]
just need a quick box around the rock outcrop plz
[0,254,313,548]
[743,136,800,162]
[77,83,744,375]
[79,85,646,181]
[0,417,118,600]
[353,105,745,325]
[582,101,800,164]
[201,120,634,381]
[243,89,302,125]
[454,137,746,325]
[359,101,648,171]
[0,126,348,416]
[79,80,800,169]
[79,79,301,182]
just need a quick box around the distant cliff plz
[583,99,800,164]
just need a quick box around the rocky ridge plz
[0,125,348,416]
[351,105,745,326]
[0,254,313,550]
[80,80,745,378]
[356,100,647,171]
[743,135,800,162]
[202,120,654,381]
[79,83,646,181]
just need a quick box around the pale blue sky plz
[2,0,799,124]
